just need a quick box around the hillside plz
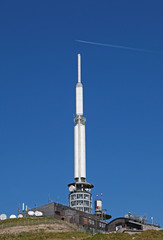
[0,218,77,235]
[0,218,163,240]
[0,231,163,240]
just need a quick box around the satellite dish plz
[0,214,7,220]
[18,214,23,218]
[35,211,43,217]
[28,211,34,216]
[69,185,76,192]
[9,214,16,219]
[85,188,90,192]
[124,214,129,218]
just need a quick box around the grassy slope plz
[0,217,76,230]
[0,230,163,240]
[0,219,163,240]
[0,217,75,226]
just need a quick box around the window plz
[102,223,106,228]
[116,225,122,231]
[84,207,90,213]
[77,200,83,206]
[84,194,89,200]
[89,219,94,225]
[71,201,77,206]
[77,194,83,199]
[55,211,60,215]
[78,207,83,211]
[71,194,77,200]
[84,200,89,206]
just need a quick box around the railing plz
[78,227,106,234]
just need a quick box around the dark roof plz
[108,217,142,225]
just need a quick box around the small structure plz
[94,199,111,221]
[107,217,160,234]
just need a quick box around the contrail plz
[76,39,158,54]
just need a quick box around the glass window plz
[89,219,94,225]
[77,200,83,206]
[103,224,106,228]
[116,225,122,231]
[71,194,77,200]
[84,194,89,200]
[78,207,83,211]
[84,200,89,206]
[84,207,90,213]
[71,201,76,206]
[77,194,83,199]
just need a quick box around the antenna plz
[22,203,25,212]
[78,54,81,83]
[48,194,52,203]
[56,196,59,204]
[68,54,94,214]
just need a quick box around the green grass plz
[0,232,89,240]
[0,217,62,225]
[0,219,162,240]
[0,217,77,230]
[0,231,163,240]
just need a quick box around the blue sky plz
[0,0,163,226]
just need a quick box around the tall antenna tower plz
[68,54,94,213]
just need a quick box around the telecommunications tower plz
[68,54,94,213]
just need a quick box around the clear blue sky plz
[0,0,163,226]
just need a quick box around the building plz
[107,217,160,234]
[21,202,108,232]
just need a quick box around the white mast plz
[78,54,81,83]
[68,54,93,214]
[74,54,86,182]
[76,54,83,116]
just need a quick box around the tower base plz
[68,182,94,214]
